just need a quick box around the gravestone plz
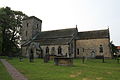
[54,57,73,66]
[29,48,34,62]
[49,55,56,60]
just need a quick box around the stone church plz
[21,16,112,58]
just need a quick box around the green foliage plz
[0,7,28,56]
[0,27,2,54]
[8,58,120,80]
[110,41,119,56]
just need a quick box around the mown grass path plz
[8,58,120,80]
[0,59,12,80]
[0,59,28,80]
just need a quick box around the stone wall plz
[40,45,70,57]
[21,46,27,57]
[21,17,42,58]
[76,38,112,58]
[22,43,70,58]
[21,18,42,41]
[22,43,38,58]
[21,19,33,41]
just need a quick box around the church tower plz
[21,16,42,44]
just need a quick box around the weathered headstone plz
[54,57,73,66]
[29,48,34,62]
[49,55,56,60]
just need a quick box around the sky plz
[0,0,120,45]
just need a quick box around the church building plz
[21,16,112,58]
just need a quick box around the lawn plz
[7,58,120,80]
[0,61,12,80]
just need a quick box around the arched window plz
[77,49,79,55]
[99,45,103,53]
[58,46,62,55]
[46,46,49,54]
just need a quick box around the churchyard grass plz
[8,58,120,80]
[0,61,12,80]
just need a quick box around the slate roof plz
[21,40,32,47]
[77,29,109,40]
[21,33,40,47]
[37,38,73,45]
[34,28,77,45]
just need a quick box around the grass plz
[7,58,120,80]
[0,61,13,80]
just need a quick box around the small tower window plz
[27,23,29,27]
[37,24,39,29]
[26,31,27,36]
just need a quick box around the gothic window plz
[77,49,79,55]
[58,46,62,55]
[46,46,49,54]
[51,47,55,55]
[99,45,103,53]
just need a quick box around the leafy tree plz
[0,7,28,56]
[110,41,119,58]
[0,27,2,54]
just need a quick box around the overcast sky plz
[0,0,120,45]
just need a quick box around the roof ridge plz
[79,29,108,33]
[41,27,76,32]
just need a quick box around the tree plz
[0,27,2,55]
[110,41,119,58]
[0,7,28,56]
